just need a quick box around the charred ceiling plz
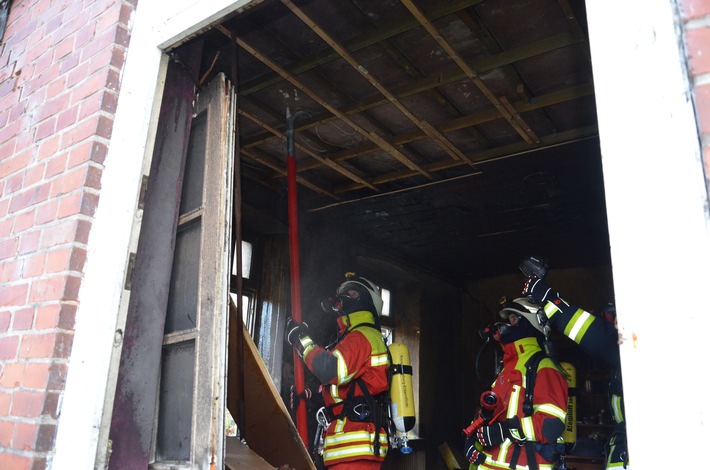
[187,0,609,280]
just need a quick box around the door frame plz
[52,1,710,468]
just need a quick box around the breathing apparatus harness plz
[475,300,568,469]
[320,321,391,458]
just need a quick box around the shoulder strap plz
[523,350,545,416]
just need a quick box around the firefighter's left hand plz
[464,436,487,465]
[477,421,525,447]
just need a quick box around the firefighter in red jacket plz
[465,297,568,470]
[287,273,390,470]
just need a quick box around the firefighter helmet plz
[335,273,383,316]
[499,297,550,337]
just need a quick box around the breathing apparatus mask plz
[480,297,550,345]
[320,273,383,317]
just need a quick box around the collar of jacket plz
[501,336,542,364]
[337,310,377,335]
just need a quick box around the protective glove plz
[476,420,525,447]
[286,317,311,356]
[522,276,559,305]
[463,436,487,465]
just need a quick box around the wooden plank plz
[228,300,315,469]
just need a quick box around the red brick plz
[54,332,73,359]
[9,183,51,213]
[13,210,36,234]
[0,219,11,238]
[0,259,22,284]
[35,423,56,452]
[77,94,104,120]
[64,274,82,301]
[28,277,66,304]
[41,391,61,419]
[13,421,38,451]
[0,392,10,416]
[54,36,75,62]
[5,173,24,196]
[34,118,57,142]
[0,236,19,260]
[37,220,79,249]
[45,152,68,179]
[35,199,58,225]
[37,135,60,160]
[22,252,46,279]
[12,308,35,331]
[681,0,710,20]
[34,304,59,330]
[685,27,710,75]
[57,191,83,219]
[0,453,32,470]
[0,335,20,360]
[57,106,79,133]
[0,362,24,388]
[696,83,710,134]
[65,140,93,168]
[47,363,68,392]
[23,164,45,188]
[23,362,50,390]
[0,311,10,333]
[58,53,80,75]
[37,92,71,124]
[50,166,88,197]
[18,230,41,256]
[18,333,55,360]
[0,145,29,175]
[46,247,71,273]
[0,285,28,308]
[66,62,89,89]
[0,420,13,447]
[10,390,44,418]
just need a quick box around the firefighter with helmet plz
[522,271,628,469]
[464,297,568,469]
[286,273,390,469]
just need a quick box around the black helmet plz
[322,273,383,316]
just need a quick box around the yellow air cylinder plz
[560,361,577,443]
[389,342,416,433]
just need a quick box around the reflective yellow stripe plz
[564,309,594,343]
[534,403,566,421]
[610,394,624,422]
[371,352,389,367]
[329,384,342,404]
[323,428,388,463]
[508,385,521,420]
[333,350,355,385]
[520,415,535,440]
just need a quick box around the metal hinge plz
[124,252,136,291]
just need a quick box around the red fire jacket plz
[478,337,568,470]
[301,310,390,467]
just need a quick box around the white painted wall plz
[51,1,255,469]
[586,0,709,467]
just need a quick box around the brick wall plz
[0,0,135,468]
[681,0,710,186]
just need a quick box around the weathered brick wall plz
[681,0,710,186]
[0,0,136,467]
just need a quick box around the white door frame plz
[586,0,709,467]
[54,0,710,468]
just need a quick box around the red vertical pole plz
[286,107,309,446]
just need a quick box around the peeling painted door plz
[109,54,235,469]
